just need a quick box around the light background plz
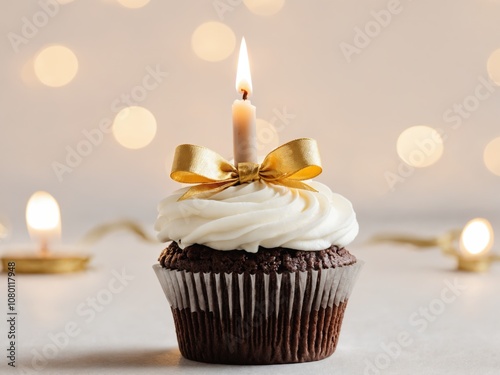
[1,0,500,244]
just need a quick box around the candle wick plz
[40,238,49,256]
[242,90,248,100]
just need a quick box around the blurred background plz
[1,0,499,245]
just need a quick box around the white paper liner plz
[153,262,363,317]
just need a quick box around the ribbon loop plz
[170,138,323,200]
[170,144,236,183]
[260,138,322,181]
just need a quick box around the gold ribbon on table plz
[171,138,323,200]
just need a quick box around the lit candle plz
[233,37,257,165]
[459,218,494,259]
[26,191,61,255]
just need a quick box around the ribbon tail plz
[178,180,238,201]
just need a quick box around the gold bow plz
[170,138,323,200]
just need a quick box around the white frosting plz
[155,181,358,253]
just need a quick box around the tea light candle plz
[372,217,498,272]
[457,218,495,272]
[0,191,90,274]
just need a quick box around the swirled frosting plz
[155,181,358,253]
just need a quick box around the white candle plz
[233,37,257,165]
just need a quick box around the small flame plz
[460,218,494,256]
[235,37,252,97]
[26,191,61,252]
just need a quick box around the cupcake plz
[153,170,361,364]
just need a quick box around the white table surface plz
[1,219,499,375]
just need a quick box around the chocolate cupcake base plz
[172,302,347,364]
[154,259,362,365]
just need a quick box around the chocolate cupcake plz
[153,180,361,365]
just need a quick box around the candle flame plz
[235,37,252,98]
[26,191,61,250]
[460,218,494,256]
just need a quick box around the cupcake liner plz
[154,263,362,315]
[153,262,363,364]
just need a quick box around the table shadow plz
[21,347,249,371]
[21,347,184,370]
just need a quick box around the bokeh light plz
[116,0,150,9]
[483,136,500,176]
[34,45,79,87]
[191,22,236,62]
[243,0,285,16]
[396,125,444,168]
[113,106,157,149]
[256,119,279,155]
[486,49,500,86]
